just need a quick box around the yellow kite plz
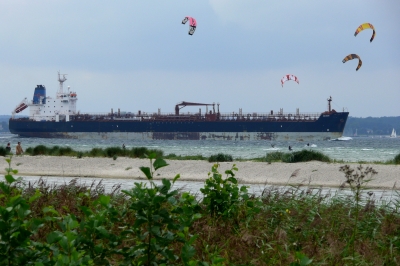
[354,23,375,42]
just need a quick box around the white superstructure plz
[26,72,78,122]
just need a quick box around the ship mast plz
[327,96,332,112]
[58,72,67,94]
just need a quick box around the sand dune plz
[1,156,399,189]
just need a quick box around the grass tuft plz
[208,153,233,162]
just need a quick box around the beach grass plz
[24,145,165,159]
[1,156,399,265]
[6,144,400,164]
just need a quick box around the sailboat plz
[390,128,397,138]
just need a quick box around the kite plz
[182,16,197,35]
[281,74,299,87]
[342,54,362,71]
[354,23,375,42]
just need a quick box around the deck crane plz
[174,101,218,115]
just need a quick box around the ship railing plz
[218,112,321,121]
[68,111,322,121]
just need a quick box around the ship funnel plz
[33,85,46,104]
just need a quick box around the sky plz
[0,0,399,118]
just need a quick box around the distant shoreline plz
[1,156,399,190]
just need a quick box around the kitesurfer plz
[288,146,293,151]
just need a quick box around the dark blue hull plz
[9,112,349,141]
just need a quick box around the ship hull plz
[9,112,348,141]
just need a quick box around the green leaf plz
[79,206,92,216]
[28,189,42,203]
[147,152,157,159]
[293,252,313,265]
[59,236,69,251]
[0,183,10,195]
[140,166,153,180]
[96,226,110,237]
[181,244,196,262]
[153,158,169,171]
[43,206,59,216]
[5,174,15,184]
[193,213,202,220]
[99,195,111,206]
[47,231,63,244]
[173,174,180,183]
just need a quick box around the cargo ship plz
[9,73,349,141]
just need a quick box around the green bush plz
[208,153,233,162]
[283,149,331,163]
[48,145,61,155]
[121,153,202,265]
[264,151,285,162]
[105,147,123,157]
[58,147,75,156]
[0,147,7,156]
[130,147,148,158]
[200,163,258,221]
[31,145,48,155]
[1,156,400,264]
[394,153,400,164]
[88,147,105,157]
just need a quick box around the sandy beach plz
[1,156,399,189]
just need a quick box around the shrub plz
[130,147,148,158]
[200,163,253,219]
[105,147,123,158]
[0,147,7,156]
[121,153,202,265]
[394,153,400,164]
[31,145,48,155]
[48,145,61,155]
[58,147,75,156]
[0,156,44,265]
[208,153,233,162]
[264,151,285,162]
[89,148,105,157]
[283,149,331,163]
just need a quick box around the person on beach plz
[122,143,126,150]
[288,145,293,151]
[16,142,23,155]
[5,143,11,154]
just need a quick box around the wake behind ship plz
[9,73,349,141]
